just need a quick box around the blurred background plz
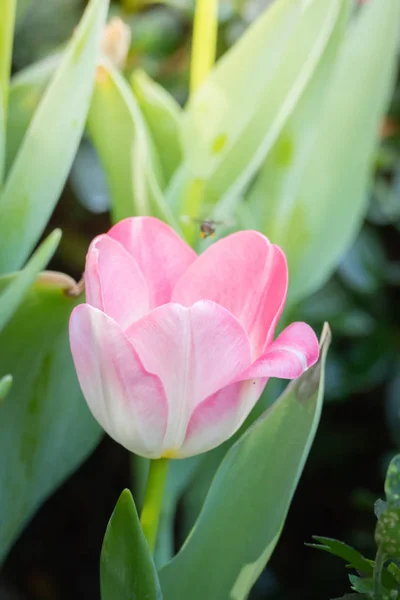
[1,0,400,598]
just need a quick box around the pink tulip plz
[69,217,319,459]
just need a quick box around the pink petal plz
[85,235,150,330]
[126,300,252,454]
[108,217,197,307]
[240,322,320,380]
[181,379,266,458]
[172,231,288,357]
[69,304,168,458]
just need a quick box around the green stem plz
[0,0,16,124]
[373,546,385,599]
[140,458,169,553]
[190,0,218,96]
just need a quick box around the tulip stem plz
[140,458,169,553]
[189,0,218,96]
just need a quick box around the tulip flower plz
[69,217,319,459]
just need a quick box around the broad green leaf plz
[177,0,340,217]
[100,489,162,600]
[251,0,400,303]
[0,229,61,333]
[0,374,12,402]
[160,325,331,600]
[0,0,109,274]
[6,55,59,173]
[132,70,182,184]
[0,273,101,562]
[87,61,163,223]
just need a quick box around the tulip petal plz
[172,231,287,356]
[85,235,150,330]
[126,300,252,454]
[240,322,320,380]
[181,379,266,458]
[108,217,197,307]
[69,304,168,458]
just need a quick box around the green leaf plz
[0,229,61,333]
[87,61,163,223]
[0,374,12,402]
[6,55,59,173]
[160,325,331,600]
[348,575,373,595]
[307,537,373,576]
[100,489,162,600]
[0,0,109,274]
[385,454,400,507]
[131,69,182,184]
[0,274,101,562]
[252,0,400,304]
[177,0,341,217]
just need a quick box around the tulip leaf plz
[87,61,163,224]
[6,55,59,173]
[0,374,12,402]
[131,70,182,185]
[176,0,340,218]
[0,274,101,563]
[0,0,109,274]
[0,229,61,333]
[100,489,162,600]
[249,0,400,304]
[160,325,331,600]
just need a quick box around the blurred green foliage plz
[0,0,399,598]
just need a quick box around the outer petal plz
[172,231,287,357]
[239,322,320,380]
[69,304,168,458]
[108,216,197,307]
[180,379,266,458]
[126,301,252,455]
[85,234,150,330]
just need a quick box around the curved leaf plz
[160,325,331,600]
[0,0,109,274]
[101,489,162,600]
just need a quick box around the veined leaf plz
[160,325,331,600]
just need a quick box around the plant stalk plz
[190,0,218,96]
[140,458,169,553]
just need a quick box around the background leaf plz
[256,0,400,303]
[0,0,109,274]
[0,274,101,563]
[160,325,331,600]
[0,229,60,333]
[100,489,162,600]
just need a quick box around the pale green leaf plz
[87,61,163,223]
[0,0,109,274]
[0,274,101,562]
[160,325,331,600]
[0,229,61,333]
[252,0,400,303]
[6,55,59,173]
[132,69,182,184]
[176,0,341,218]
[0,374,12,402]
[101,489,162,600]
